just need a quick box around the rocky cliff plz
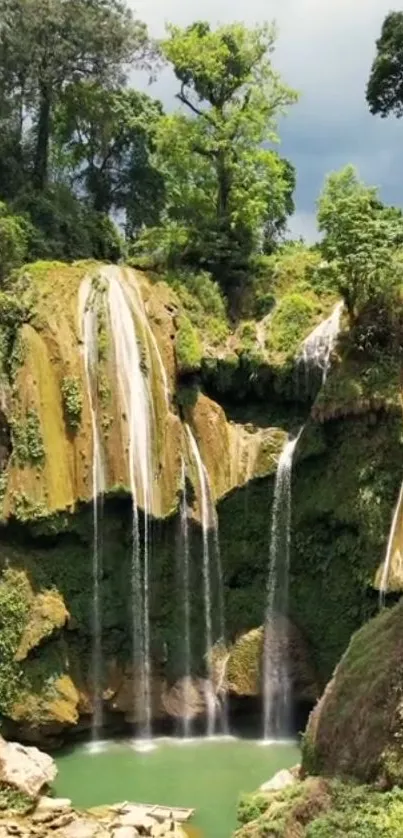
[0,255,400,745]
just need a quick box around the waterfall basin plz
[54,737,299,838]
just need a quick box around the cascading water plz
[186,426,228,736]
[263,430,302,741]
[186,426,216,736]
[78,279,106,743]
[106,268,153,741]
[379,480,403,608]
[179,457,192,737]
[298,301,343,390]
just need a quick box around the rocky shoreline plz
[0,736,186,838]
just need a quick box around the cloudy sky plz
[132,0,402,241]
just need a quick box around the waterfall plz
[179,457,192,737]
[121,270,170,410]
[186,425,228,737]
[263,430,301,740]
[106,269,153,740]
[379,480,403,607]
[78,279,106,742]
[298,301,343,389]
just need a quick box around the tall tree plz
[53,81,165,230]
[366,12,403,118]
[317,165,403,323]
[150,21,298,291]
[0,0,150,190]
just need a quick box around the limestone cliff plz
[0,258,401,745]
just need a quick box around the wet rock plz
[260,768,297,792]
[35,797,72,813]
[0,736,57,798]
[117,812,155,831]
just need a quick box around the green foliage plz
[0,202,30,281]
[61,376,83,432]
[14,186,123,263]
[235,781,403,838]
[175,314,202,373]
[0,784,33,814]
[266,293,317,357]
[145,20,298,292]
[54,82,164,229]
[165,269,230,348]
[10,408,45,467]
[366,12,403,118]
[0,568,30,712]
[317,166,403,322]
[0,0,149,192]
[237,793,270,826]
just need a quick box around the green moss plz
[302,599,403,786]
[0,568,31,713]
[10,407,45,467]
[234,780,403,838]
[163,269,230,348]
[61,376,83,432]
[313,353,401,419]
[175,314,202,373]
[0,784,34,814]
[11,492,49,523]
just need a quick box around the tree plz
[53,81,165,232]
[0,202,31,281]
[262,156,296,253]
[149,21,298,292]
[0,0,150,191]
[317,165,403,323]
[366,12,403,118]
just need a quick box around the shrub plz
[61,376,83,432]
[175,314,202,373]
[266,293,317,356]
[0,202,30,282]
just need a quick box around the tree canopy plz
[138,21,298,292]
[367,12,403,118]
[317,165,403,322]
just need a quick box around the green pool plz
[54,737,299,838]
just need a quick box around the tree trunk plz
[216,151,231,220]
[33,87,52,191]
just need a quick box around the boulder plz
[224,620,319,703]
[35,796,72,812]
[57,819,108,838]
[118,812,155,831]
[302,599,403,787]
[260,768,297,792]
[162,676,211,721]
[0,736,57,798]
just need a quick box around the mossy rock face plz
[302,599,403,786]
[233,777,403,837]
[223,622,319,704]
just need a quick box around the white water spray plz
[263,430,302,740]
[298,301,343,387]
[106,268,153,740]
[78,279,106,741]
[379,480,403,608]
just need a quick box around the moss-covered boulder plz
[223,622,319,704]
[302,599,403,786]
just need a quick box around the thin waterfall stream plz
[106,268,153,742]
[179,457,192,737]
[263,430,302,741]
[78,279,106,743]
